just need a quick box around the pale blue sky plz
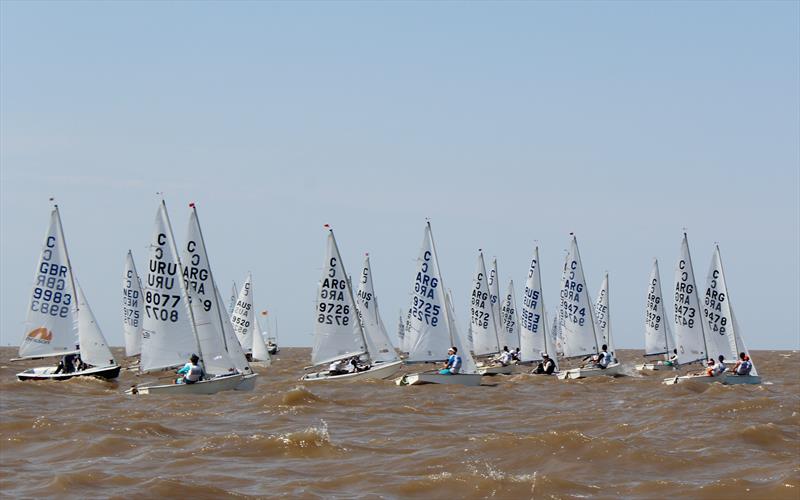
[1,1,798,350]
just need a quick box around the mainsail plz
[231,275,255,354]
[644,259,673,357]
[703,245,744,364]
[594,273,614,354]
[355,255,399,363]
[311,229,366,366]
[520,246,547,362]
[487,258,503,345]
[468,252,501,356]
[122,250,143,357]
[19,206,79,359]
[672,234,708,365]
[558,235,599,358]
[500,280,520,350]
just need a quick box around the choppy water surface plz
[1,348,798,499]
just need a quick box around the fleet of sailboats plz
[13,201,764,390]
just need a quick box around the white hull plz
[250,361,271,368]
[17,364,121,381]
[125,373,244,395]
[300,360,403,382]
[395,372,483,386]
[557,362,622,380]
[477,364,514,375]
[663,373,762,386]
[235,373,259,391]
[635,362,677,372]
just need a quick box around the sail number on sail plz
[521,258,541,333]
[561,260,586,325]
[123,269,140,328]
[703,269,727,335]
[470,272,489,329]
[318,257,350,325]
[674,260,696,327]
[144,233,182,323]
[31,236,72,318]
[232,281,252,333]
[411,250,440,326]
[646,278,662,331]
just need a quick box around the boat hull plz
[17,364,121,381]
[125,373,244,395]
[635,362,677,372]
[477,364,514,375]
[663,373,762,386]
[300,360,403,382]
[235,373,259,391]
[557,362,622,380]
[395,372,483,386]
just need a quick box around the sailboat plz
[16,204,120,381]
[636,259,678,371]
[593,272,620,365]
[126,201,245,395]
[556,235,621,380]
[301,228,403,381]
[519,245,558,372]
[666,233,709,369]
[122,250,143,359]
[664,245,761,385]
[354,254,403,367]
[395,222,481,386]
[469,252,511,375]
[231,275,272,367]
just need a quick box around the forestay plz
[672,234,708,365]
[644,259,673,356]
[406,223,452,362]
[19,207,78,359]
[182,206,238,377]
[140,202,196,373]
[122,250,143,357]
[231,275,255,353]
[311,230,366,366]
[469,252,501,356]
[594,273,614,354]
[500,280,520,350]
[355,255,399,363]
[520,246,547,362]
[558,235,599,358]
[487,258,503,345]
[702,246,743,364]
[76,282,116,367]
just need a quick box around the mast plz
[161,198,206,374]
[190,203,229,353]
[684,232,709,360]
[328,227,370,360]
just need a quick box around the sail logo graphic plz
[25,328,53,344]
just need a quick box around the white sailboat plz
[469,252,511,375]
[126,201,244,395]
[301,228,402,381]
[556,235,621,380]
[396,222,481,386]
[354,254,402,368]
[519,245,558,372]
[664,245,761,385]
[231,275,272,368]
[636,259,678,371]
[122,250,143,359]
[669,233,709,367]
[594,272,619,362]
[16,204,120,381]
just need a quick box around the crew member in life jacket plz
[732,352,753,376]
[176,354,204,384]
[532,353,556,375]
[440,346,462,375]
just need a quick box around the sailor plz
[328,359,349,376]
[440,346,462,375]
[495,346,512,366]
[714,354,727,376]
[596,344,612,369]
[704,358,716,377]
[533,353,556,375]
[511,347,522,363]
[664,349,679,367]
[732,352,753,376]
[176,354,204,384]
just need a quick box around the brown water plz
[1,348,798,499]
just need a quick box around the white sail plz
[122,250,143,357]
[468,252,501,356]
[558,235,599,358]
[231,275,255,353]
[703,245,744,364]
[213,281,252,374]
[520,246,547,362]
[228,283,237,316]
[19,206,79,359]
[355,255,399,363]
[594,273,614,354]
[672,234,708,365]
[542,306,559,370]
[76,282,116,367]
[644,259,673,356]
[311,229,366,366]
[406,223,453,362]
[487,258,503,345]
[730,307,757,376]
[500,280,520,350]
[252,313,272,364]
[140,201,196,373]
[445,286,478,374]
[183,206,238,376]
[397,311,405,353]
